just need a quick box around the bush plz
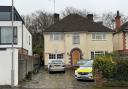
[114,59,128,81]
[93,55,116,79]
[93,52,128,81]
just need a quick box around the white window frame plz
[73,33,80,44]
[50,33,64,41]
[49,53,64,60]
[91,51,106,59]
[92,32,106,40]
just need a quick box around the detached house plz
[113,11,128,54]
[0,6,32,86]
[44,14,114,66]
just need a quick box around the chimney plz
[115,11,121,31]
[54,13,59,23]
[87,14,93,22]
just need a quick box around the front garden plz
[93,52,128,87]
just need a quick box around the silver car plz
[48,59,65,73]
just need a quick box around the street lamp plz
[11,0,14,87]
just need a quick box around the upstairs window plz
[0,27,17,44]
[73,33,80,44]
[92,33,106,40]
[0,12,11,20]
[50,33,64,40]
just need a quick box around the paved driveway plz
[21,68,94,89]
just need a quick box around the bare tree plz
[61,7,99,20]
[23,10,54,55]
[102,12,128,29]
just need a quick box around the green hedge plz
[93,55,116,79]
[93,52,128,81]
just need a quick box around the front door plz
[72,50,80,65]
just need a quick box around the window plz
[92,33,106,40]
[57,54,63,59]
[29,36,30,45]
[0,27,17,44]
[73,33,80,44]
[49,54,56,59]
[91,51,106,59]
[0,12,11,20]
[49,54,63,59]
[50,33,64,40]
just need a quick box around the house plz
[44,13,114,66]
[0,6,32,86]
[113,11,128,54]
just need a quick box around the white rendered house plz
[0,6,32,86]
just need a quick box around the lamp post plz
[11,0,14,87]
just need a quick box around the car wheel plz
[48,70,52,74]
[62,70,65,73]
[76,79,81,81]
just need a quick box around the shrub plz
[114,59,128,81]
[93,55,116,79]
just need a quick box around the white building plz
[0,6,32,86]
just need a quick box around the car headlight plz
[75,70,78,73]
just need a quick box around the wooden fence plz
[18,54,40,83]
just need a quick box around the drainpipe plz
[22,22,23,55]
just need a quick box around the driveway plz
[21,68,94,89]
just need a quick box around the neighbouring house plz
[113,11,128,54]
[0,6,32,86]
[44,13,114,66]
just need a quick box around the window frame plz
[72,33,80,44]
[0,26,17,45]
[91,51,106,59]
[92,32,106,40]
[50,33,64,41]
[49,53,64,60]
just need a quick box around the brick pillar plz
[95,69,103,87]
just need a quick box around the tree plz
[23,10,54,56]
[61,7,99,20]
[102,12,128,29]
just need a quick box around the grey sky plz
[0,0,128,16]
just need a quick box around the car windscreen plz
[80,61,93,67]
[51,60,63,64]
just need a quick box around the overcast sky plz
[0,0,128,16]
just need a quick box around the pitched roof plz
[114,22,128,34]
[45,14,113,32]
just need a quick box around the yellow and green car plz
[75,60,93,80]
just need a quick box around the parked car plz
[75,60,93,80]
[48,59,65,73]
[74,59,90,68]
